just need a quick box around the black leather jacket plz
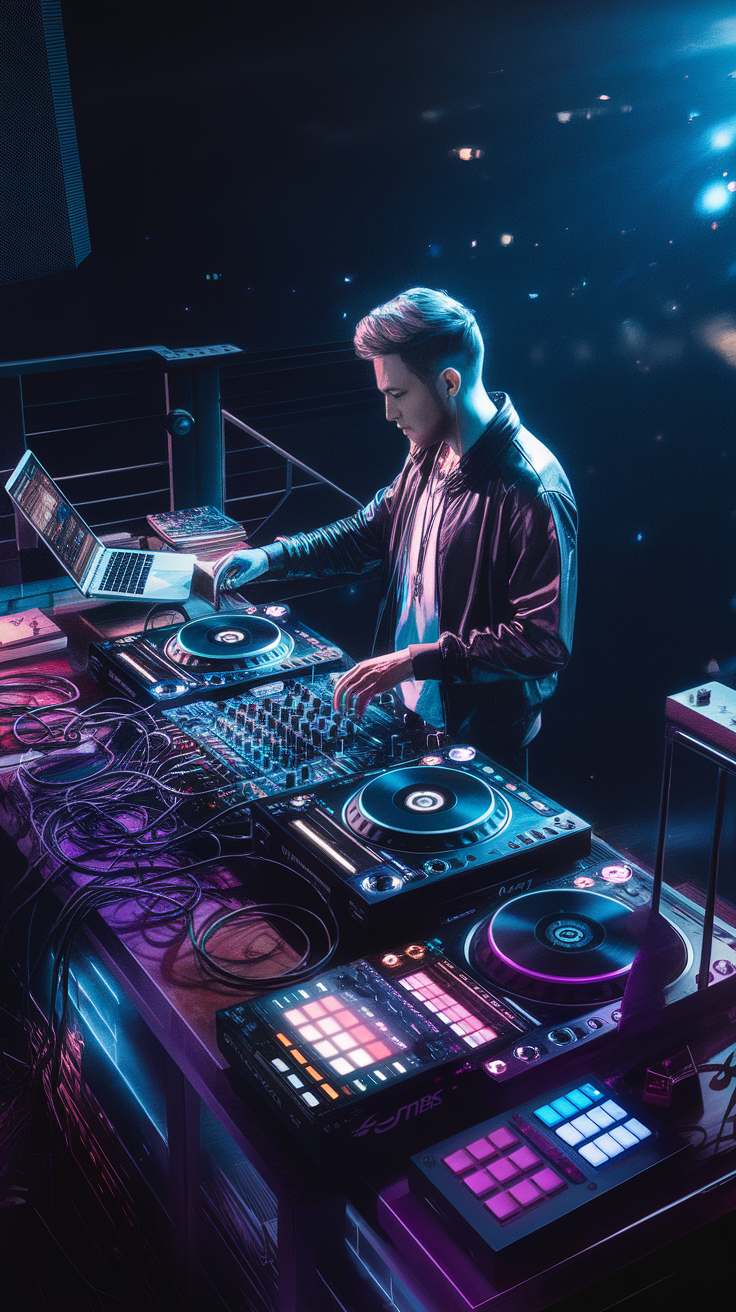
[261,394,577,760]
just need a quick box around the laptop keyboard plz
[99,551,154,595]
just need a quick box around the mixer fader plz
[162,673,434,802]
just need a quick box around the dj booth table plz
[1,590,736,1312]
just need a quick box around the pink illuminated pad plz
[484,1191,520,1221]
[283,1008,308,1025]
[313,1039,338,1058]
[488,1156,519,1184]
[509,1145,542,1171]
[443,1148,475,1174]
[302,1001,327,1019]
[335,1009,359,1028]
[322,996,343,1012]
[316,1017,340,1035]
[367,1041,392,1059]
[531,1167,566,1195]
[488,1126,518,1150]
[466,1137,496,1162]
[463,1168,494,1197]
[351,1025,374,1044]
[508,1179,543,1207]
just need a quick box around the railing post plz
[166,364,224,511]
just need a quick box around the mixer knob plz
[317,716,326,731]
[284,694,294,709]
[301,764,310,782]
[290,713,300,731]
[285,771,296,788]
[280,708,289,724]
[345,719,355,736]
[246,718,254,733]
[312,728,321,747]
[306,709,316,723]
[332,711,341,724]
[262,754,270,771]
[263,697,272,712]
[272,742,281,761]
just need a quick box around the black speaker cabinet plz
[0,0,90,284]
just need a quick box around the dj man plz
[221,288,577,774]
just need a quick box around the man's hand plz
[218,547,270,591]
[333,649,414,718]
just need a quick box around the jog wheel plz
[343,764,511,852]
[467,887,688,1006]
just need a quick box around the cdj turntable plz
[216,839,736,1167]
[88,606,345,707]
[251,745,591,932]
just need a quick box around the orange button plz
[291,1049,307,1064]
[306,1066,322,1081]
[276,1033,291,1046]
[321,1083,339,1100]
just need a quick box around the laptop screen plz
[7,452,99,586]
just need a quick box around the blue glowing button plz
[566,1087,593,1110]
[534,1103,563,1127]
[578,1083,604,1101]
[550,1096,578,1118]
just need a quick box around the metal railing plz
[221,409,363,541]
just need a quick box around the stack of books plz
[147,507,247,554]
[0,607,67,664]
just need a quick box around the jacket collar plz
[447,392,520,489]
[407,393,521,484]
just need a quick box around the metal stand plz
[654,723,736,990]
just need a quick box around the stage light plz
[500,233,513,246]
[697,181,732,214]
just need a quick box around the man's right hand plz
[218,547,270,590]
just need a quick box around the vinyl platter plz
[467,887,689,1006]
[343,764,512,852]
[164,615,295,672]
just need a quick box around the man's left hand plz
[333,649,413,718]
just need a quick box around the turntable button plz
[600,1100,626,1121]
[550,1096,578,1117]
[578,1141,609,1168]
[555,1123,584,1147]
[513,1045,541,1063]
[488,1126,518,1151]
[569,1114,598,1138]
[484,1191,520,1221]
[442,1148,475,1174]
[530,1167,566,1195]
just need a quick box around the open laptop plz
[5,450,196,601]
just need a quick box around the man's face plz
[373,355,451,450]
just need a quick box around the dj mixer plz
[160,670,433,804]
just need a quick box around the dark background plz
[4,0,736,885]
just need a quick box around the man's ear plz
[440,366,461,398]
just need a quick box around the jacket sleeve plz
[260,482,396,579]
[410,489,577,685]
